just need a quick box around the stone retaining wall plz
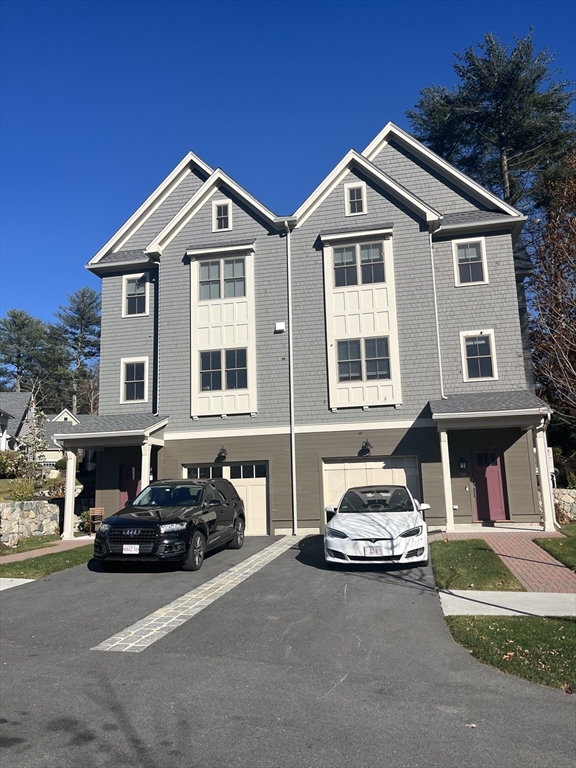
[0,501,60,548]
[554,489,576,523]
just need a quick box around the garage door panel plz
[323,457,419,511]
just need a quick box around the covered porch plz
[429,391,555,532]
[53,414,168,540]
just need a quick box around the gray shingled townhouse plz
[54,123,556,539]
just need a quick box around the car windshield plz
[132,485,203,507]
[338,486,413,513]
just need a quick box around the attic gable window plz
[212,200,232,231]
[345,182,366,216]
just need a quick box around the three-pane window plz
[337,338,390,382]
[200,349,248,391]
[465,335,494,378]
[199,258,245,300]
[124,362,145,401]
[125,276,146,315]
[334,243,385,287]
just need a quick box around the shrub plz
[46,481,66,498]
[54,458,67,471]
[0,451,26,479]
[10,479,36,501]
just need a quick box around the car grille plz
[108,527,157,554]
[348,554,400,562]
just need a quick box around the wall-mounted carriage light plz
[358,440,373,457]
[215,446,228,463]
[459,458,467,470]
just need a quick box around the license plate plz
[364,546,383,557]
[123,544,139,554]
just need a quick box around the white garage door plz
[185,463,268,535]
[323,457,420,514]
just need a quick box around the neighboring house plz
[41,410,81,473]
[0,392,33,451]
[54,122,556,539]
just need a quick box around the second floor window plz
[454,239,487,285]
[201,348,248,391]
[124,276,147,315]
[199,258,246,300]
[124,361,146,401]
[338,337,390,382]
[464,334,494,379]
[334,242,385,287]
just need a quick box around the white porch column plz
[535,422,556,531]
[141,442,152,490]
[0,427,7,451]
[439,429,455,531]
[62,449,78,540]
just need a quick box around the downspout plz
[284,220,298,535]
[152,265,160,416]
[429,231,447,399]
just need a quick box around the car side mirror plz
[419,502,430,520]
[325,505,336,522]
[124,499,134,508]
[208,498,221,506]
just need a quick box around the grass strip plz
[431,539,524,591]
[0,534,62,557]
[446,615,576,691]
[0,546,93,579]
[533,525,576,573]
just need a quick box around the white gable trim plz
[50,408,80,424]
[89,152,214,265]
[293,150,442,229]
[363,122,522,218]
[145,169,279,257]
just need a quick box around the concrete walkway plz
[439,589,576,617]
[0,536,93,564]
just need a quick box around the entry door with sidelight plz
[120,463,141,508]
[471,450,508,521]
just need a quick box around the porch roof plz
[52,414,169,448]
[429,390,551,430]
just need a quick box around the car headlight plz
[159,522,188,534]
[98,523,111,533]
[400,526,422,538]
[325,527,348,539]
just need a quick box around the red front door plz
[471,450,508,521]
[120,463,141,508]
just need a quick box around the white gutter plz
[284,220,298,535]
[432,408,551,421]
[429,232,447,399]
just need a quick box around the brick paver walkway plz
[439,531,576,593]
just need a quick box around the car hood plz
[329,510,424,539]
[108,506,201,524]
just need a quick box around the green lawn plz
[447,615,576,691]
[430,539,525,591]
[533,525,576,573]
[0,534,61,557]
[0,546,93,579]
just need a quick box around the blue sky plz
[1,0,575,322]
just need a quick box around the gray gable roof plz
[52,413,169,438]
[429,390,550,416]
[0,392,32,437]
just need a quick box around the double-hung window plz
[461,331,497,380]
[338,338,390,382]
[123,275,147,316]
[200,349,248,391]
[199,258,245,300]
[453,238,487,285]
[333,242,385,287]
[212,201,232,231]
[121,358,148,402]
[344,182,366,216]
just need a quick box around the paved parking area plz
[1,535,574,768]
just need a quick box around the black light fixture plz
[358,440,373,457]
[215,446,227,463]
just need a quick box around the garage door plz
[185,463,268,536]
[323,457,420,513]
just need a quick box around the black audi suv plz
[93,478,246,571]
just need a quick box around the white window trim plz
[197,255,246,303]
[452,237,488,287]
[120,356,149,403]
[460,329,498,382]
[344,181,367,217]
[199,347,249,393]
[212,199,232,232]
[122,273,150,318]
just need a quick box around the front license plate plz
[123,544,139,554]
[364,546,383,557]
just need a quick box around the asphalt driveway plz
[0,535,574,768]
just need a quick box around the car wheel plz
[227,518,245,549]
[182,531,205,571]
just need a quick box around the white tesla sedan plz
[324,485,430,567]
